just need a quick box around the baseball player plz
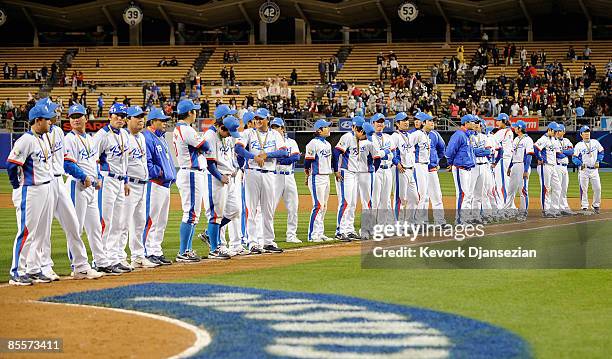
[446,114,477,224]
[535,122,562,217]
[369,113,395,226]
[121,106,158,268]
[93,103,132,273]
[271,118,301,243]
[6,105,55,285]
[469,117,492,223]
[484,126,504,219]
[493,113,515,212]
[573,126,604,214]
[203,115,242,259]
[411,112,433,224]
[142,107,176,265]
[234,110,256,254]
[173,99,210,262]
[63,104,112,277]
[391,112,419,223]
[425,117,446,225]
[305,119,333,242]
[235,107,288,254]
[505,120,534,221]
[555,124,576,215]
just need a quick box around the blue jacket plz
[428,130,446,169]
[143,128,176,187]
[445,128,476,169]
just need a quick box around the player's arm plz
[279,143,300,165]
[206,159,224,182]
[187,129,210,152]
[596,141,604,166]
[235,133,255,160]
[571,144,583,166]
[145,134,163,180]
[435,131,446,158]
[265,133,289,158]
[444,133,458,166]
[562,141,574,158]
[6,139,31,189]
[523,140,534,174]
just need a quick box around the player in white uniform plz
[505,121,534,221]
[534,122,562,217]
[63,104,110,278]
[411,112,433,224]
[271,118,301,243]
[173,99,209,262]
[369,113,395,226]
[304,119,334,242]
[121,106,158,268]
[236,107,288,254]
[6,105,55,285]
[493,113,515,212]
[469,118,493,223]
[554,124,576,215]
[93,103,132,273]
[203,115,243,259]
[484,127,504,219]
[391,112,419,223]
[425,119,446,225]
[573,126,604,214]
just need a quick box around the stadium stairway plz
[193,48,215,74]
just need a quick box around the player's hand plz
[537,160,543,165]
[335,172,343,182]
[254,154,265,167]
[124,184,131,197]
[507,169,511,177]
[523,172,529,179]
[491,163,497,169]
[221,175,230,184]
[83,176,92,188]
[595,163,600,169]
[94,180,101,190]
[397,163,405,173]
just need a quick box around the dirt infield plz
[1,212,610,358]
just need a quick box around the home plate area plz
[45,283,530,358]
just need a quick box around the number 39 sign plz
[398,2,419,22]
[123,3,143,26]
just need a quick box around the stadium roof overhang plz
[1,0,611,29]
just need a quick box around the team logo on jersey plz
[46,283,530,358]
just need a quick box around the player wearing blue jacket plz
[445,114,477,224]
[426,122,446,225]
[142,107,176,265]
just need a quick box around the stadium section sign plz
[123,3,143,26]
[398,2,419,22]
[259,1,280,24]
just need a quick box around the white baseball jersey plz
[44,124,65,176]
[173,122,207,169]
[305,137,332,175]
[126,132,148,181]
[391,131,415,167]
[511,134,535,163]
[204,127,237,175]
[494,127,514,159]
[574,140,604,167]
[64,131,98,178]
[238,128,286,171]
[557,137,573,165]
[535,135,560,165]
[7,131,54,186]
[411,130,431,164]
[94,125,129,175]
[335,132,381,173]
[372,132,394,167]
[471,132,491,164]
[277,137,300,173]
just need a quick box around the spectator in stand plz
[77,71,84,87]
[390,56,399,78]
[328,57,338,83]
[158,57,167,67]
[431,65,439,85]
[223,50,230,63]
[96,58,100,68]
[220,66,228,86]
[80,89,87,107]
[71,71,78,90]
[539,49,547,66]
[12,64,18,79]
[510,43,517,64]
[41,64,48,81]
[567,46,576,61]
[229,66,236,86]
[169,56,179,66]
[97,93,104,118]
[290,68,298,85]
[3,62,9,80]
[318,58,327,83]
[583,45,591,60]
[377,52,385,79]
[188,66,197,87]
[520,47,527,66]
[491,44,500,66]
[457,45,464,63]
[530,52,538,67]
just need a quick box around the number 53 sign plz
[398,2,419,22]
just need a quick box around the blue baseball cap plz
[352,116,365,127]
[579,125,590,133]
[222,116,241,139]
[313,119,331,131]
[512,120,527,131]
[127,105,144,117]
[363,122,376,141]
[461,114,475,124]
[242,111,255,123]
[270,118,285,127]
[547,122,559,131]
[395,112,408,122]
[254,108,270,119]
[557,124,566,132]
[68,103,86,116]
[147,107,170,122]
[414,111,433,121]
[370,113,385,123]
[29,105,52,122]
[214,104,236,120]
[497,113,510,122]
[177,99,200,115]
[576,107,585,117]
[109,103,128,115]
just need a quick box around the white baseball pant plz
[496,158,515,209]
[452,166,474,224]
[10,183,52,277]
[579,168,601,209]
[99,175,127,266]
[556,165,571,211]
[244,169,277,248]
[275,173,299,240]
[220,175,244,250]
[176,169,205,224]
[413,163,430,224]
[357,172,375,237]
[426,169,445,223]
[393,167,418,223]
[537,164,561,214]
[143,182,171,257]
[336,170,358,235]
[471,164,489,220]
[506,164,531,215]
[122,181,148,261]
[372,167,393,225]
[308,174,330,241]
[484,165,502,214]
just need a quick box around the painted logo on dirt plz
[46,283,530,358]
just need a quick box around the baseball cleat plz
[249,246,263,255]
[561,210,577,215]
[30,272,53,283]
[347,232,360,240]
[95,265,123,276]
[209,248,231,260]
[286,237,302,243]
[44,270,60,281]
[156,255,173,265]
[73,269,104,280]
[263,245,284,253]
[592,207,600,214]
[309,236,325,243]
[146,255,163,266]
[9,274,33,286]
[176,250,202,263]
[319,235,334,241]
[132,257,160,268]
[228,246,250,256]
[116,262,133,272]
[198,231,210,246]
[335,233,351,242]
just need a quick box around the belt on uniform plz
[275,171,294,175]
[379,165,390,169]
[476,162,489,165]
[249,168,274,173]
[54,174,62,177]
[34,180,52,186]
[416,162,429,164]
[586,166,597,169]
[107,172,126,181]
[559,164,568,167]
[180,167,204,172]
[128,177,147,185]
